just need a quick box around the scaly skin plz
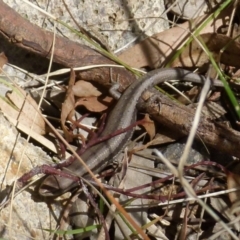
[38,68,223,197]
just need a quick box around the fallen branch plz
[0,0,135,85]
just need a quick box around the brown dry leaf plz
[61,71,113,141]
[2,112,71,158]
[177,86,200,104]
[171,33,240,68]
[61,69,76,142]
[118,7,231,69]
[227,172,240,205]
[148,133,178,146]
[72,80,101,97]
[1,87,46,135]
[140,114,155,140]
[0,52,8,71]
[75,96,112,112]
[227,172,240,215]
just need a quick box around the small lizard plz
[38,68,224,197]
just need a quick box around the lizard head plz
[38,175,77,197]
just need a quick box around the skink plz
[39,68,224,197]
